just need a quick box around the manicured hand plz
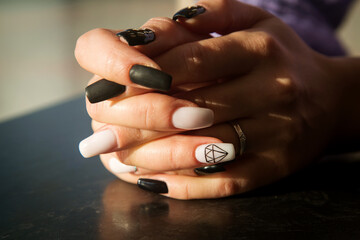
[77,0,348,199]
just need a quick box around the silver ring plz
[229,120,246,156]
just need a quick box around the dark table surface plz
[1,97,360,240]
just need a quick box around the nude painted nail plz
[79,129,117,158]
[172,107,214,130]
[109,158,137,173]
[195,143,235,164]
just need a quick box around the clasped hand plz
[75,0,344,199]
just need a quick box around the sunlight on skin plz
[268,113,293,121]
[194,98,231,108]
[276,77,292,86]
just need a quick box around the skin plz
[75,0,360,199]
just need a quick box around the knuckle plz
[275,76,297,103]
[143,101,157,129]
[247,31,280,58]
[181,43,206,79]
[167,141,182,170]
[216,179,238,197]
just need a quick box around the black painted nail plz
[85,79,126,103]
[194,164,226,176]
[173,5,206,21]
[116,29,155,46]
[129,65,172,91]
[137,179,168,194]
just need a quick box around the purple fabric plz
[239,0,354,56]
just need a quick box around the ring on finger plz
[229,120,246,156]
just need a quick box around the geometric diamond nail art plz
[204,144,228,163]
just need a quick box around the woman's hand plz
[76,0,352,199]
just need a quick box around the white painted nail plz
[195,143,235,164]
[109,158,137,173]
[79,129,117,158]
[172,107,214,130]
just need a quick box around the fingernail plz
[137,179,168,194]
[116,29,155,46]
[85,79,126,103]
[109,158,137,173]
[195,143,235,164]
[194,164,226,175]
[79,129,117,158]
[172,107,214,130]
[173,5,206,21]
[129,64,172,91]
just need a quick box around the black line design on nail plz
[85,79,126,104]
[194,164,227,175]
[137,179,168,194]
[204,144,228,163]
[116,29,155,46]
[129,64,172,91]
[173,5,206,21]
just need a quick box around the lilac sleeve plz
[239,0,354,56]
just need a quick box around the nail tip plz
[137,178,168,194]
[78,142,91,158]
[172,5,206,21]
[116,29,155,46]
[172,107,214,130]
[86,79,126,103]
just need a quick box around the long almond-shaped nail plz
[129,64,172,91]
[137,179,168,194]
[173,5,206,21]
[116,29,155,46]
[85,79,126,103]
[79,129,117,158]
[195,143,235,164]
[109,158,137,173]
[172,107,214,130]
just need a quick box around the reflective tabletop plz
[1,98,360,239]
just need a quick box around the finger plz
[114,134,236,172]
[100,153,197,177]
[172,0,272,35]
[75,28,172,92]
[86,92,214,131]
[118,151,286,199]
[174,67,294,124]
[91,119,105,132]
[121,17,205,58]
[87,67,293,130]
[155,29,271,85]
[111,117,272,172]
[75,19,204,91]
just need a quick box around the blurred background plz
[0,0,359,123]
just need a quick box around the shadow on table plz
[98,161,360,240]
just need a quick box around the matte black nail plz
[85,79,126,103]
[116,29,155,46]
[194,164,226,176]
[173,5,206,21]
[129,65,172,91]
[137,179,168,194]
